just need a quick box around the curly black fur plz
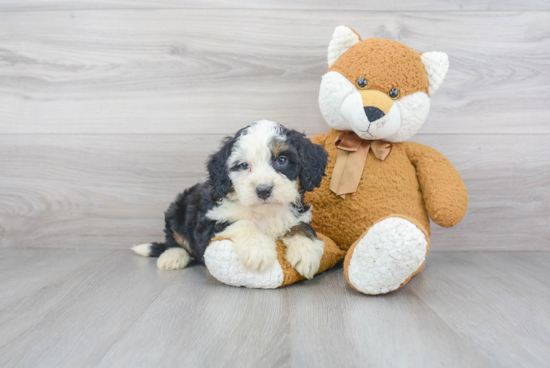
[284,129,328,191]
[151,182,229,263]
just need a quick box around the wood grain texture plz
[0,134,548,251]
[1,249,549,367]
[0,250,179,367]
[414,252,550,367]
[0,248,114,310]
[98,262,290,368]
[2,0,549,11]
[0,10,549,135]
[286,267,493,368]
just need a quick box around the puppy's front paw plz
[283,236,325,279]
[233,238,278,273]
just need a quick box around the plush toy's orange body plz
[306,132,467,293]
[307,130,469,251]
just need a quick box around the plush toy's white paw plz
[157,248,191,270]
[204,240,284,289]
[232,237,278,274]
[347,217,428,295]
[283,236,324,279]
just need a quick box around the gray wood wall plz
[1,1,549,251]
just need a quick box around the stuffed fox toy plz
[205,26,468,294]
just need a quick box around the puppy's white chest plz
[206,201,299,238]
[249,209,295,237]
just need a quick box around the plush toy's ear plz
[286,130,328,192]
[207,136,236,200]
[328,26,361,67]
[421,52,449,95]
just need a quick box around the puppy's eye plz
[276,156,288,166]
[388,88,400,99]
[356,77,368,89]
[239,162,249,170]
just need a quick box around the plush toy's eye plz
[388,88,400,99]
[276,156,288,166]
[356,77,368,89]
[239,162,249,170]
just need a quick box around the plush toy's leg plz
[204,233,345,289]
[343,215,429,295]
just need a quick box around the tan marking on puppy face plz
[269,139,289,158]
[329,38,430,98]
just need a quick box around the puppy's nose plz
[256,184,273,200]
[364,106,385,122]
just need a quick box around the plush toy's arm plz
[403,142,468,227]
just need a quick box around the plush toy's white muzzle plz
[319,71,433,142]
[341,91,402,140]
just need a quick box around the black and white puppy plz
[132,120,328,279]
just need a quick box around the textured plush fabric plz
[206,233,345,288]
[307,129,429,251]
[329,38,430,98]
[343,214,430,294]
[279,233,345,287]
[205,238,285,289]
[327,26,361,67]
[305,129,467,292]
[421,52,449,94]
[404,142,468,228]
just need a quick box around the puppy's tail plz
[131,242,169,257]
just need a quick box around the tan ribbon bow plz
[330,132,392,199]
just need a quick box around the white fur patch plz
[216,219,278,273]
[204,239,284,289]
[385,92,431,142]
[421,52,449,95]
[347,217,428,294]
[132,243,152,257]
[157,247,191,270]
[319,71,355,131]
[328,26,360,67]
[283,236,325,279]
[208,201,310,239]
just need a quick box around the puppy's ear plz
[286,130,328,191]
[207,136,235,200]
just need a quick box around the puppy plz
[132,120,328,279]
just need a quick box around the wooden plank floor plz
[0,249,548,368]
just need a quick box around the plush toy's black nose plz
[364,106,385,122]
[256,185,273,200]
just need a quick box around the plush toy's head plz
[319,26,449,142]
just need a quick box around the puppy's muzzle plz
[256,184,273,200]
